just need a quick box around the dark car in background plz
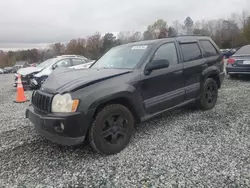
[0,68,9,74]
[4,67,14,73]
[26,36,225,155]
[220,49,236,58]
[226,45,250,77]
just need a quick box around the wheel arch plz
[201,66,221,88]
[92,96,141,123]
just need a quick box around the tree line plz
[0,10,250,68]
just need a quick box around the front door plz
[140,42,185,114]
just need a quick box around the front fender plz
[72,84,145,119]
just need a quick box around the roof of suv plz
[55,55,88,59]
[119,35,212,47]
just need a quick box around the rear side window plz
[180,43,202,62]
[200,40,218,57]
[72,58,86,66]
[56,59,71,68]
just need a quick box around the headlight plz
[51,93,79,113]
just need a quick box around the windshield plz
[91,44,150,69]
[36,58,56,68]
[235,45,250,55]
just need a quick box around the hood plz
[17,67,43,76]
[34,67,52,78]
[42,68,132,94]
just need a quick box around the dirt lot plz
[0,74,250,187]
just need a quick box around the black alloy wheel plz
[205,83,217,104]
[101,114,128,145]
[89,104,134,155]
[199,78,218,110]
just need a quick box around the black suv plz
[26,36,225,155]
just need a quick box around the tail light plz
[227,58,235,64]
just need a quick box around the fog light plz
[60,122,65,130]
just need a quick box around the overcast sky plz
[0,0,249,50]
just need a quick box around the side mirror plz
[52,64,58,70]
[145,59,169,75]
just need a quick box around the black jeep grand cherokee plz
[26,36,225,155]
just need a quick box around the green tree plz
[30,49,40,63]
[242,17,250,43]
[117,31,133,44]
[86,33,102,59]
[130,31,142,42]
[143,30,153,40]
[50,43,66,56]
[184,17,194,34]
[193,28,209,36]
[168,27,177,37]
[102,33,117,53]
[66,38,87,55]
[145,19,168,39]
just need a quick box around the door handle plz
[175,70,183,74]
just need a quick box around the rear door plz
[178,41,204,100]
[199,40,222,71]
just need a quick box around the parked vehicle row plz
[0,61,30,74]
[14,55,95,89]
[0,68,5,74]
[0,67,14,74]
[26,36,225,155]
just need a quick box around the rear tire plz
[89,104,134,155]
[199,78,218,110]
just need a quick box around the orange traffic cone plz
[14,74,28,103]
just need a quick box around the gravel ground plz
[1,74,250,187]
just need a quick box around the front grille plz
[15,75,30,83]
[32,91,53,113]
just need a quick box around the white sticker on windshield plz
[132,45,148,50]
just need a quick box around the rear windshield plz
[235,45,250,55]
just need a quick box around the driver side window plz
[55,59,71,68]
[153,43,178,65]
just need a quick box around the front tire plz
[89,104,134,155]
[199,78,218,110]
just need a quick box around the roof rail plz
[56,55,88,58]
[60,55,78,57]
[176,34,207,37]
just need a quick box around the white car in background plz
[14,55,94,89]
[0,68,4,74]
[70,60,95,69]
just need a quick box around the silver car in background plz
[226,45,250,78]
